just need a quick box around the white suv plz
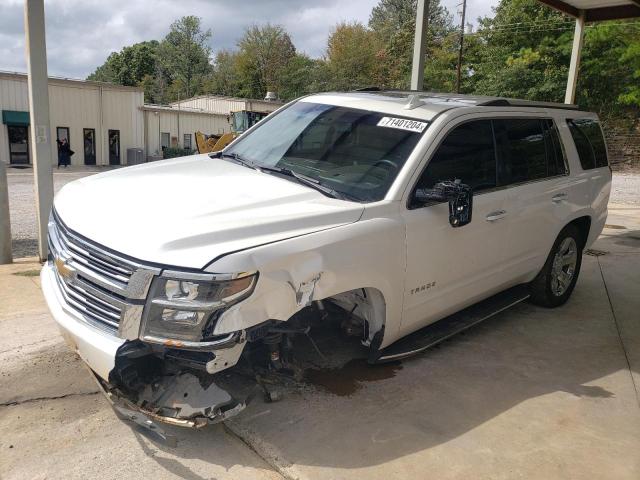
[42,91,611,431]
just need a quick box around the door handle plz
[486,210,507,222]
[552,193,568,203]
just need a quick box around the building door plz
[7,125,30,165]
[108,129,120,165]
[83,128,96,165]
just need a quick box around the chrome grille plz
[48,211,158,335]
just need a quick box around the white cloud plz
[0,0,498,79]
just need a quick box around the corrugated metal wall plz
[144,109,229,156]
[175,96,282,115]
[0,73,144,166]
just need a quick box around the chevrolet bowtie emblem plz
[54,256,76,281]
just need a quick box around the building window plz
[161,132,170,150]
[184,133,192,150]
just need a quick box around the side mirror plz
[414,180,473,228]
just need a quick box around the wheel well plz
[567,216,591,249]
[320,287,387,345]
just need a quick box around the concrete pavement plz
[0,260,284,480]
[1,205,638,479]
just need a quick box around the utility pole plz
[24,0,54,262]
[410,0,431,91]
[456,0,467,94]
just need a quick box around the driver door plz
[400,118,511,336]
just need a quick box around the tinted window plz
[568,118,608,169]
[542,119,567,177]
[415,120,496,193]
[495,119,547,185]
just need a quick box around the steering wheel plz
[372,159,399,171]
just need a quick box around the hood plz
[54,155,364,269]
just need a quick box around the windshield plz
[224,101,427,202]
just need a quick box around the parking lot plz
[1,168,639,480]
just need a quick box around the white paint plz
[43,93,611,376]
[565,11,586,105]
[410,0,430,91]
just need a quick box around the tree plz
[466,0,640,122]
[326,22,381,90]
[204,50,242,96]
[158,16,212,99]
[368,0,456,89]
[236,24,296,98]
[278,54,329,100]
[88,41,159,88]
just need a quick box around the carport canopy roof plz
[538,0,640,21]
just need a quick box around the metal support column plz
[565,10,585,104]
[24,0,54,262]
[0,161,12,264]
[410,0,431,91]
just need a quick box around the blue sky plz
[0,0,498,79]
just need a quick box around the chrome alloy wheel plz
[550,237,578,297]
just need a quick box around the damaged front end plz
[103,338,250,431]
[97,291,379,439]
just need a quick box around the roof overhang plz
[537,0,640,21]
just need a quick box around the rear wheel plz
[529,225,583,308]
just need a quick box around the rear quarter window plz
[567,118,608,170]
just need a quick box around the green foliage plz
[466,0,640,122]
[88,41,159,87]
[619,42,640,107]
[158,16,212,99]
[204,50,242,96]
[368,0,456,90]
[163,147,195,159]
[326,22,381,90]
[86,0,639,125]
[234,24,296,98]
[88,16,212,103]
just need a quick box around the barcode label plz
[377,117,428,133]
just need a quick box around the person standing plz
[57,137,72,168]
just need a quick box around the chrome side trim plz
[140,331,241,351]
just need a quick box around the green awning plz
[2,110,30,126]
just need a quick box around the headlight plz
[140,271,257,346]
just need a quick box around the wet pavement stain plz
[304,359,402,396]
[604,224,627,230]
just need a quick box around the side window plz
[542,119,567,177]
[494,119,547,185]
[567,118,608,169]
[415,120,496,194]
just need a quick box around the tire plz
[529,224,583,308]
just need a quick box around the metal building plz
[0,72,282,166]
[0,71,144,166]
[171,95,282,116]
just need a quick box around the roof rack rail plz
[353,86,381,92]
[478,98,579,110]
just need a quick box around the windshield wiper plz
[220,152,257,170]
[257,165,351,201]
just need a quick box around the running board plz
[370,285,530,363]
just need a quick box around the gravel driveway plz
[7,167,108,258]
[5,166,640,259]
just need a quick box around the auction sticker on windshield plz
[377,117,428,133]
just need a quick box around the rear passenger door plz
[494,117,574,283]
